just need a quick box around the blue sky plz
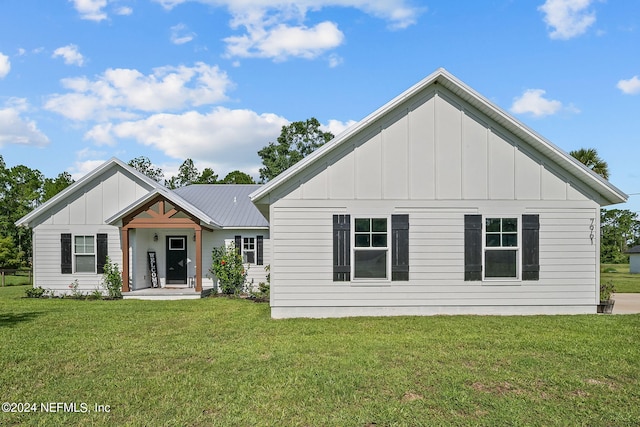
[0,0,639,210]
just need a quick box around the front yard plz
[1,284,639,426]
[601,264,640,293]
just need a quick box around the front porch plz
[123,285,215,300]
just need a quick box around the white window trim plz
[242,237,256,264]
[74,235,96,274]
[351,216,391,282]
[482,215,522,282]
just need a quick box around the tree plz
[600,209,640,263]
[220,170,255,184]
[258,117,333,182]
[0,160,44,264]
[128,156,164,182]
[165,158,202,189]
[194,168,218,184]
[570,148,610,180]
[0,235,21,268]
[42,172,74,202]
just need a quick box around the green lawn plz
[1,285,639,426]
[601,264,640,293]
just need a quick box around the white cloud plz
[85,107,288,171]
[52,44,85,66]
[69,0,108,21]
[153,0,421,61]
[539,0,597,40]
[68,159,108,180]
[322,119,357,137]
[0,98,49,147]
[0,52,10,78]
[45,62,233,121]
[510,89,564,117]
[115,6,133,15]
[170,23,196,45]
[617,76,640,95]
[225,21,344,60]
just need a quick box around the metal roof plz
[174,184,268,228]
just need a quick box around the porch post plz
[195,227,202,292]
[122,227,130,292]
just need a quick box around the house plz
[250,68,628,318]
[16,158,269,298]
[625,245,640,274]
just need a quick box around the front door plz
[166,236,187,284]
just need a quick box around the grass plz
[601,264,640,293]
[1,285,640,426]
[0,270,32,287]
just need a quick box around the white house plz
[16,158,270,298]
[250,68,627,318]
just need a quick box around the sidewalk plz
[612,293,640,314]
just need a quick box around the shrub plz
[25,286,44,298]
[600,281,615,302]
[101,256,122,298]
[210,244,248,295]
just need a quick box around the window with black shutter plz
[333,214,350,281]
[464,215,482,281]
[522,215,540,281]
[96,233,108,274]
[256,235,264,266]
[391,214,409,281]
[61,233,72,274]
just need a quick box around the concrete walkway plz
[612,293,640,314]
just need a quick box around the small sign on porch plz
[148,251,159,288]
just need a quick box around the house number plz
[590,218,595,245]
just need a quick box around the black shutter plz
[96,233,108,274]
[464,215,482,281]
[61,233,72,274]
[333,214,350,281]
[391,214,409,281]
[256,235,264,266]
[522,214,540,281]
[234,235,242,256]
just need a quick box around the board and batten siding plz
[31,167,154,294]
[267,86,602,318]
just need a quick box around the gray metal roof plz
[625,245,640,254]
[174,184,268,228]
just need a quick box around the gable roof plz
[15,157,163,228]
[105,184,268,229]
[250,68,627,207]
[104,186,224,229]
[174,184,268,228]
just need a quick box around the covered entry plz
[114,190,218,293]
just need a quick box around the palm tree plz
[569,148,610,180]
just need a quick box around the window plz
[74,235,95,273]
[243,237,255,264]
[353,218,388,279]
[169,237,185,250]
[484,217,518,279]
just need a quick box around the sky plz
[0,0,639,211]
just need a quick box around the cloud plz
[539,0,597,40]
[170,23,196,45]
[69,0,108,21]
[153,0,422,61]
[0,52,10,78]
[224,21,344,60]
[510,89,564,117]
[68,159,109,180]
[617,76,640,95]
[44,62,233,121]
[322,119,357,136]
[0,98,50,147]
[85,107,288,172]
[52,44,85,66]
[115,6,133,15]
